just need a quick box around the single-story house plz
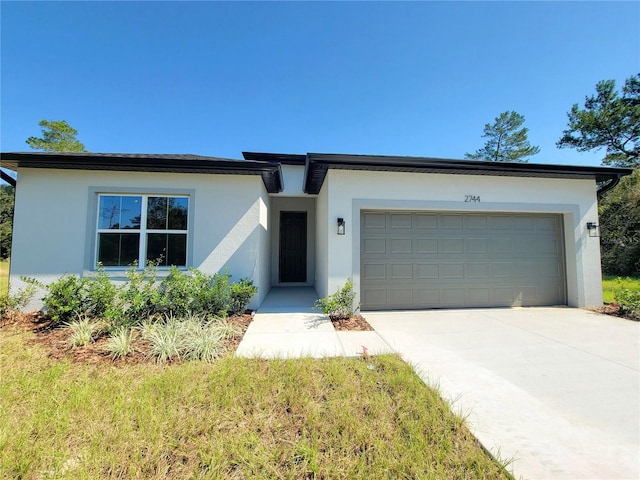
[0,151,632,311]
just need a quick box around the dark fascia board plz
[302,152,634,194]
[0,152,283,193]
[242,151,307,165]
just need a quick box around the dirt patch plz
[1,312,255,365]
[330,314,373,331]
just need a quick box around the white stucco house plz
[0,151,632,311]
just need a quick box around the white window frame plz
[94,193,190,269]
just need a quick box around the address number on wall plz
[464,195,481,203]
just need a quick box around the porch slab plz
[236,287,393,359]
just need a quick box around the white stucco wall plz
[314,181,329,298]
[10,168,270,310]
[321,169,603,308]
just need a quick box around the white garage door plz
[360,211,566,310]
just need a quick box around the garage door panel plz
[441,238,464,253]
[361,211,566,310]
[466,238,489,254]
[390,238,412,254]
[363,237,386,255]
[417,239,438,253]
[389,289,413,306]
[390,264,413,279]
[440,214,463,229]
[416,214,438,229]
[363,213,386,229]
[467,263,490,278]
[363,263,386,280]
[390,213,412,229]
[416,264,439,279]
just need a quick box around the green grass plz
[602,275,640,303]
[0,330,512,479]
[0,259,8,296]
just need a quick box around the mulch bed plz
[329,314,374,331]
[1,312,255,366]
[588,303,639,321]
[1,310,376,365]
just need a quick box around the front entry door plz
[280,212,307,282]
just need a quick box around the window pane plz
[98,195,141,230]
[147,197,168,229]
[168,197,188,230]
[99,196,120,229]
[147,233,186,266]
[120,196,142,229]
[98,233,140,266]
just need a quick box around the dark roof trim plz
[242,151,307,165]
[0,152,283,193]
[596,174,623,200]
[302,152,634,194]
[0,168,16,187]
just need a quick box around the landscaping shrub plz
[155,266,195,317]
[40,265,254,332]
[118,263,161,327]
[43,275,87,325]
[191,269,232,317]
[314,279,356,320]
[615,288,640,318]
[229,278,258,314]
[84,266,119,320]
[0,277,37,321]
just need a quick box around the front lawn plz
[602,275,640,303]
[0,328,512,479]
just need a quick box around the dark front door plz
[280,212,307,282]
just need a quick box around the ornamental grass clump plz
[67,316,101,347]
[104,327,136,359]
[141,314,229,363]
[141,316,185,362]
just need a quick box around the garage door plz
[360,211,566,310]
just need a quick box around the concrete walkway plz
[366,307,640,480]
[235,287,393,359]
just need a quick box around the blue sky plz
[1,1,638,166]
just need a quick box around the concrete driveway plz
[365,307,640,480]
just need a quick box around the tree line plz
[1,75,638,275]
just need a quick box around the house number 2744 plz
[464,195,481,203]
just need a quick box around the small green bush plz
[314,279,356,320]
[615,288,640,318]
[41,265,255,331]
[229,278,257,314]
[119,263,161,327]
[0,277,38,320]
[43,275,86,325]
[84,266,118,320]
[192,269,232,317]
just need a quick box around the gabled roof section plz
[301,152,634,194]
[0,152,283,193]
